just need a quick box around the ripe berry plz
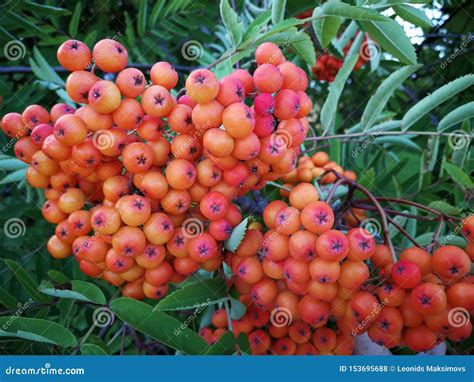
[346,228,375,261]
[253,64,283,93]
[57,40,91,71]
[185,69,219,104]
[111,226,146,257]
[432,245,470,283]
[410,282,447,315]
[222,103,255,139]
[315,229,349,262]
[92,39,128,72]
[88,80,121,113]
[187,232,218,262]
[165,159,196,190]
[150,61,178,89]
[122,142,154,173]
[391,260,422,289]
[143,213,174,245]
[141,85,174,118]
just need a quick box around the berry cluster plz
[199,186,473,354]
[312,38,368,82]
[1,39,312,301]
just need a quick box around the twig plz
[351,202,441,222]
[385,214,422,248]
[322,170,397,262]
[267,181,292,192]
[427,216,445,252]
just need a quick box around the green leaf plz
[0,287,18,309]
[220,0,243,48]
[137,0,148,37]
[203,331,235,355]
[373,136,422,151]
[6,10,47,36]
[320,54,360,134]
[361,65,421,131]
[402,75,474,130]
[68,2,82,37]
[271,0,286,25]
[32,47,65,86]
[4,260,50,302]
[289,31,316,65]
[111,298,208,354]
[388,213,408,238]
[428,201,460,215]
[47,270,69,284]
[225,217,249,252]
[243,10,271,41]
[0,317,77,347]
[23,2,71,16]
[438,102,474,132]
[0,158,28,171]
[236,332,252,354]
[358,167,375,189]
[359,18,417,64]
[38,281,106,305]
[312,2,387,21]
[0,169,27,185]
[155,278,228,311]
[81,343,108,355]
[443,162,474,189]
[312,4,342,48]
[230,297,247,320]
[393,4,432,28]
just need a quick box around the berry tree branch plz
[304,130,473,141]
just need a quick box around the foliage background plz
[0,0,472,355]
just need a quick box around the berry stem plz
[266,181,292,192]
[322,170,397,262]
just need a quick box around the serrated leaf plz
[81,343,108,355]
[335,20,358,54]
[438,102,474,132]
[289,31,316,65]
[154,278,228,311]
[243,10,271,41]
[220,0,243,48]
[6,10,47,36]
[393,4,432,28]
[271,0,286,25]
[0,168,27,185]
[110,298,208,354]
[225,217,249,252]
[359,18,417,64]
[320,54,360,134]
[313,4,342,48]
[203,331,235,355]
[68,2,82,37]
[38,280,106,305]
[428,201,460,215]
[361,65,421,131]
[402,75,474,131]
[311,2,387,21]
[137,0,148,37]
[0,317,77,347]
[4,260,50,302]
[443,162,474,189]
